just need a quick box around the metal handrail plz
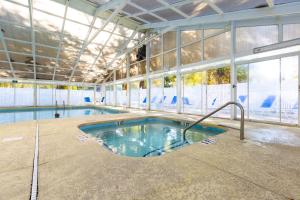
[183,101,245,141]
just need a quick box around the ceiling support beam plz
[0,26,15,78]
[68,2,127,82]
[204,0,223,14]
[142,2,300,29]
[53,0,69,81]
[28,0,36,80]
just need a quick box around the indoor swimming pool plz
[80,117,225,157]
[0,107,124,124]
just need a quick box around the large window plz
[130,80,147,109]
[105,85,114,105]
[116,83,127,106]
[150,78,163,110]
[204,29,230,60]
[163,75,177,112]
[283,24,300,41]
[163,32,176,69]
[182,71,206,114]
[236,56,298,124]
[150,36,162,72]
[181,30,202,66]
[236,26,278,53]
[206,66,231,117]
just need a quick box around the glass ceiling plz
[0,0,299,84]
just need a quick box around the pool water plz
[80,118,225,157]
[0,107,123,124]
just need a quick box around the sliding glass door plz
[237,56,299,124]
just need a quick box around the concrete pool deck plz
[0,109,300,199]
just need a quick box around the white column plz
[230,21,237,119]
[113,70,117,106]
[126,53,131,108]
[146,31,151,110]
[33,83,37,106]
[176,28,182,113]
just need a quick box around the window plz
[207,66,231,117]
[163,32,176,69]
[283,24,300,41]
[116,83,127,106]
[236,26,278,53]
[182,71,206,114]
[204,29,230,60]
[181,30,202,65]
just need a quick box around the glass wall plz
[130,80,147,109]
[236,25,278,53]
[116,83,128,106]
[163,75,177,112]
[236,56,298,124]
[207,66,231,117]
[150,78,163,110]
[105,85,114,105]
[180,30,202,66]
[181,66,230,117]
[95,85,105,105]
[182,71,206,114]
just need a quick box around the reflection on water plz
[82,118,225,157]
[0,107,122,124]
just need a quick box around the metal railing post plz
[183,101,245,141]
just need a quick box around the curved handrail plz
[183,101,245,141]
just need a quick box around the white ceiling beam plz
[68,2,127,82]
[203,0,223,14]
[266,0,274,7]
[0,27,15,78]
[53,0,69,81]
[156,0,189,18]
[28,0,36,80]
[142,1,300,29]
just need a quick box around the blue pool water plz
[0,107,124,124]
[80,118,225,157]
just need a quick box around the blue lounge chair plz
[158,96,166,104]
[142,97,147,103]
[183,97,191,105]
[84,97,91,103]
[151,96,157,103]
[171,96,177,105]
[239,95,247,103]
[100,97,105,103]
[261,95,276,108]
[211,98,217,106]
